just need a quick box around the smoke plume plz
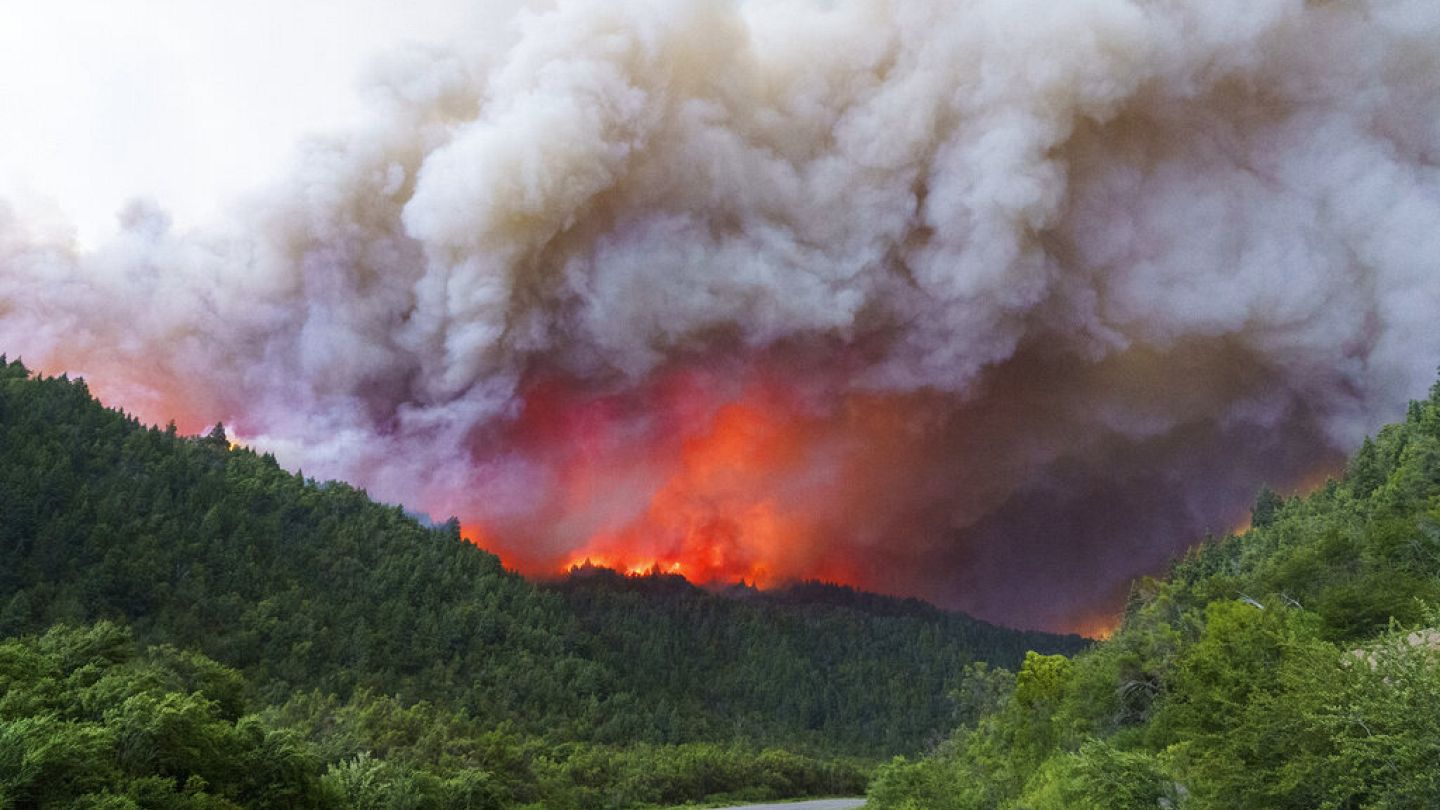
[3,0,1438,631]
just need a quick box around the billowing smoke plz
[2,0,1438,631]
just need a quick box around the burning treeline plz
[1,0,1438,630]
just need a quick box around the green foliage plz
[866,753,981,810]
[1147,600,1325,747]
[551,572,1072,753]
[1007,741,1175,810]
[0,359,1081,806]
[0,622,326,808]
[1014,652,1073,708]
[1251,486,1283,529]
[1064,740,1174,809]
[0,622,864,810]
[871,371,1440,809]
[947,662,1014,730]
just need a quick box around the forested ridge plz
[869,375,1440,809]
[0,357,1081,808]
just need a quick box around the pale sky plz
[0,0,479,246]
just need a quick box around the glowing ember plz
[565,556,686,577]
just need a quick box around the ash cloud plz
[2,0,1439,630]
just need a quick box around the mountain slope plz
[868,375,1440,809]
[0,356,1083,807]
[551,572,1074,753]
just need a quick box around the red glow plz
[1070,614,1119,641]
[30,347,1348,637]
[461,361,904,590]
[561,399,810,585]
[565,556,686,577]
[31,354,227,437]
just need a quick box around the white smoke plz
[2,0,1438,628]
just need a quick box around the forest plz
[0,357,1082,808]
[868,376,1440,808]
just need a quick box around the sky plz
[0,0,478,246]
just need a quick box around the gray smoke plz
[2,0,1438,630]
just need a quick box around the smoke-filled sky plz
[2,0,1438,632]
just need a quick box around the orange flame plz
[565,556,686,577]
[560,399,804,585]
[459,361,915,591]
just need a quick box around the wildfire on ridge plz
[32,350,1346,637]
[454,359,920,593]
[564,556,686,577]
[1069,613,1119,641]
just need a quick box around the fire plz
[28,348,1350,637]
[565,556,686,577]
[561,399,805,585]
[457,358,914,591]
[1070,614,1119,641]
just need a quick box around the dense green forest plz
[0,357,1082,808]
[869,377,1440,809]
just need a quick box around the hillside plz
[0,356,1081,808]
[869,376,1440,809]
[550,572,1072,754]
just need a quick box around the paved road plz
[711,795,858,801]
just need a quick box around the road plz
[711,795,864,801]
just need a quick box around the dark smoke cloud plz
[2,0,1438,629]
